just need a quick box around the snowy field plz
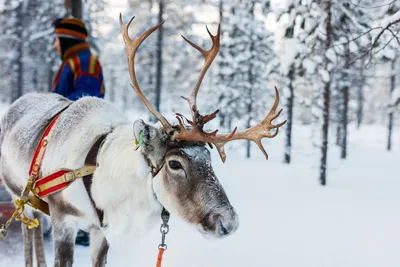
[0,102,399,267]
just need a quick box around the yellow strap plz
[30,138,49,178]
[89,54,97,74]
[34,165,96,195]
[28,195,50,215]
[68,58,76,73]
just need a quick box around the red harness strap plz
[29,107,97,199]
[29,111,75,198]
[29,112,62,179]
[29,110,107,226]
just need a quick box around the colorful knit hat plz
[52,17,88,41]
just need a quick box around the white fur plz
[91,125,163,247]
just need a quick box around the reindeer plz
[0,15,285,267]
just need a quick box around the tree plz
[272,0,309,164]
[212,0,277,158]
[65,0,82,18]
[319,0,333,185]
[331,0,371,159]
[0,0,65,103]
[287,0,334,185]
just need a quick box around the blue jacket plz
[52,43,105,101]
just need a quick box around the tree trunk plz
[71,0,83,19]
[33,68,38,92]
[228,115,232,132]
[246,1,255,159]
[283,18,295,164]
[153,0,164,122]
[246,99,252,158]
[387,60,396,151]
[388,112,394,151]
[284,65,294,164]
[335,123,341,146]
[335,93,341,146]
[356,59,365,129]
[12,2,24,103]
[47,65,54,92]
[340,44,350,159]
[320,81,331,186]
[219,0,223,22]
[341,85,348,159]
[319,0,332,186]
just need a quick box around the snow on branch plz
[350,0,398,9]
[0,35,19,42]
[371,10,400,48]
[29,28,53,41]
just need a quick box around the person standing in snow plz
[51,17,105,246]
[51,17,105,100]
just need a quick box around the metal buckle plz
[63,171,75,182]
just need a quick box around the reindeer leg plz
[90,228,109,267]
[32,210,47,267]
[51,218,78,267]
[22,223,34,267]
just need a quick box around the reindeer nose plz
[216,210,239,237]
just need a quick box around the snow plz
[1,97,399,266]
[378,10,400,29]
[349,41,358,53]
[318,69,330,83]
[29,28,53,41]
[390,88,400,106]
[303,58,316,74]
[0,102,8,117]
[276,38,303,75]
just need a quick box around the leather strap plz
[33,166,96,196]
[26,105,70,214]
[28,195,50,215]
[82,135,108,227]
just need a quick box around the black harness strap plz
[82,134,108,227]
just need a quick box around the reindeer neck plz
[91,124,163,245]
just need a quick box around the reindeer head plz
[120,15,286,238]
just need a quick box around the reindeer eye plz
[168,160,182,170]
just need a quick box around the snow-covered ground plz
[0,101,399,267]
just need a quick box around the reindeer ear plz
[133,119,158,145]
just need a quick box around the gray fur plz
[90,229,109,267]
[22,223,33,267]
[33,211,47,267]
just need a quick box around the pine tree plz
[211,0,277,158]
[273,0,309,164]
[330,0,371,159]
[0,0,64,103]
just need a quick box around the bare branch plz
[350,0,398,9]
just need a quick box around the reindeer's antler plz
[213,87,286,162]
[171,26,286,162]
[120,14,286,162]
[181,25,221,124]
[119,14,175,135]
[172,25,237,144]
[175,85,286,162]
